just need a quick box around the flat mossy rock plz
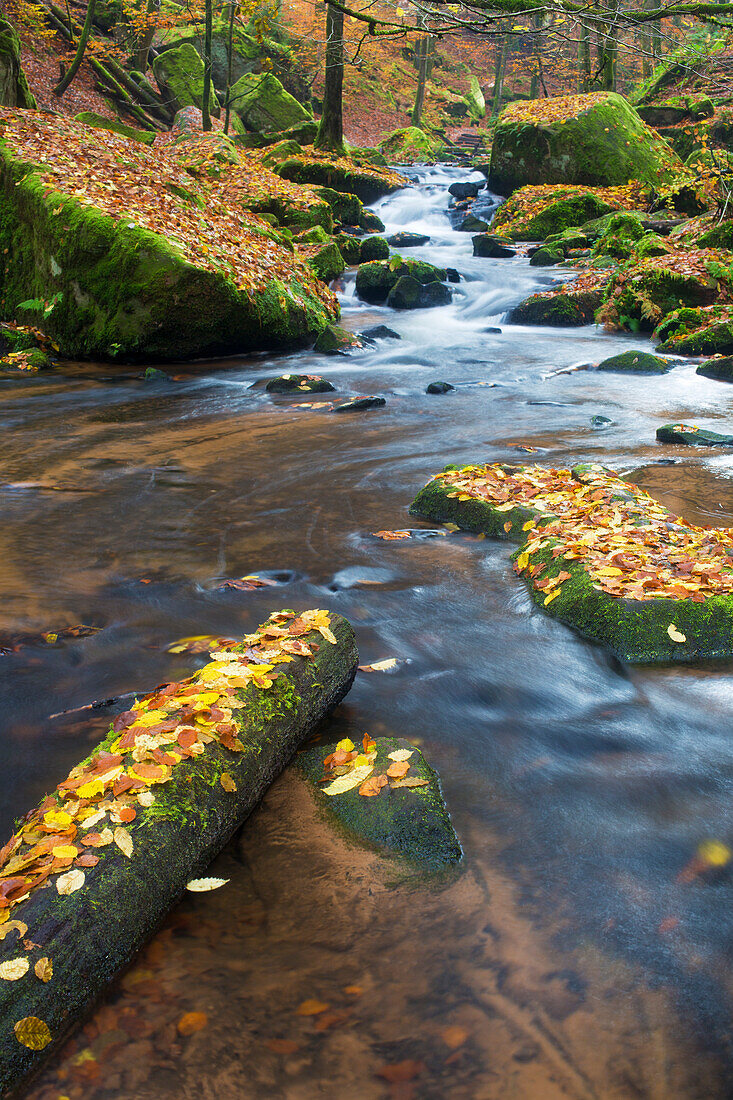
[529,247,563,266]
[379,126,441,162]
[297,737,461,868]
[313,186,362,226]
[0,17,36,109]
[276,156,406,203]
[332,395,386,412]
[410,461,733,663]
[266,373,336,393]
[489,92,685,194]
[386,276,452,309]
[74,112,156,146]
[697,220,733,249]
[697,356,733,381]
[229,72,311,134]
[509,288,602,326]
[597,350,671,373]
[306,241,345,283]
[355,258,447,304]
[359,235,390,262]
[386,231,430,248]
[657,423,733,445]
[473,234,515,258]
[655,309,733,355]
[153,43,219,116]
[0,111,335,361]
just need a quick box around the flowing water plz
[6,165,733,1099]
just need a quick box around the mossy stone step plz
[297,737,461,868]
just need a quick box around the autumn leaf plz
[391,777,430,789]
[386,760,410,778]
[266,1038,299,1054]
[56,869,85,895]
[358,658,398,672]
[177,1011,208,1035]
[375,1060,424,1082]
[388,749,414,762]
[667,624,687,643]
[441,1025,469,1049]
[34,958,53,982]
[358,774,388,796]
[0,958,29,981]
[186,877,230,892]
[14,1017,52,1050]
[322,765,374,795]
[296,998,330,1016]
[113,827,133,858]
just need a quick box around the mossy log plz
[410,463,733,663]
[0,610,358,1097]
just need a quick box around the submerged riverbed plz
[5,165,733,1098]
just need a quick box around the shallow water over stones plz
[4,164,733,1099]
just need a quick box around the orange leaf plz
[177,1011,208,1036]
[386,761,410,779]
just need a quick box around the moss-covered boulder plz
[657,423,733,445]
[597,350,670,373]
[458,213,489,233]
[466,75,486,121]
[313,323,363,355]
[153,43,219,116]
[229,72,311,134]
[410,461,733,663]
[0,17,36,109]
[496,190,616,241]
[386,276,452,309]
[297,736,461,868]
[360,209,385,233]
[359,235,390,262]
[592,212,645,259]
[599,251,725,332]
[509,288,602,326]
[697,356,733,381]
[74,112,156,146]
[276,156,406,204]
[260,138,303,167]
[266,373,336,392]
[313,185,362,226]
[489,92,684,195]
[473,234,516,258]
[334,232,362,265]
[355,257,447,304]
[305,241,345,283]
[529,246,563,266]
[0,110,336,361]
[387,231,430,248]
[697,219,733,249]
[333,395,386,412]
[379,126,441,162]
[656,311,733,356]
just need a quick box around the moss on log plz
[410,462,733,663]
[0,609,358,1097]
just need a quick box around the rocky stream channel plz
[4,165,733,1099]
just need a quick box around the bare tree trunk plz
[134,0,157,72]
[412,34,433,126]
[202,0,213,131]
[314,1,345,154]
[491,28,508,117]
[224,1,237,134]
[530,11,548,97]
[596,4,618,91]
[578,20,592,90]
[53,0,97,95]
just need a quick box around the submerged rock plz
[591,415,613,428]
[313,324,363,355]
[266,373,336,393]
[426,381,455,394]
[142,366,171,382]
[458,213,489,233]
[696,356,733,381]
[449,181,481,200]
[489,91,684,194]
[472,234,515,258]
[656,423,733,445]
[332,396,386,412]
[297,736,461,868]
[386,231,430,248]
[361,324,401,341]
[597,350,671,374]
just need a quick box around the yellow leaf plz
[14,1017,52,1051]
[220,773,237,792]
[0,958,29,981]
[516,552,529,570]
[697,839,731,867]
[596,567,623,577]
[667,624,687,643]
[113,827,133,858]
[76,779,106,800]
[51,845,78,860]
[323,765,373,795]
[186,876,230,892]
[336,738,355,753]
[296,998,330,1016]
[544,589,561,606]
[34,958,53,982]
[0,920,27,942]
[43,809,72,829]
[522,520,535,531]
[131,709,168,726]
[56,869,85,895]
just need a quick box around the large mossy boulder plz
[655,308,733,356]
[599,252,723,332]
[379,126,441,162]
[509,288,603,326]
[386,276,452,309]
[312,185,362,226]
[0,111,336,361]
[494,188,616,240]
[306,241,345,283]
[489,91,684,194]
[355,257,447,304]
[276,156,406,203]
[697,356,733,381]
[153,43,218,116]
[229,72,311,134]
[0,17,36,109]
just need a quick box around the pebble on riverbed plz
[266,374,336,393]
[332,396,386,412]
[426,381,455,394]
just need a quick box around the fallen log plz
[411,461,733,663]
[0,608,358,1097]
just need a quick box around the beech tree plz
[314,0,345,153]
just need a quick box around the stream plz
[6,164,733,1099]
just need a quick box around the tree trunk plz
[596,1,618,92]
[314,1,345,154]
[578,21,592,91]
[411,34,432,126]
[202,0,213,131]
[529,12,547,98]
[133,0,157,73]
[224,1,237,134]
[53,0,97,96]
[0,612,358,1098]
[491,29,508,117]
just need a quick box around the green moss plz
[260,139,303,167]
[307,241,345,283]
[297,736,462,868]
[602,259,719,331]
[359,235,389,262]
[591,212,645,259]
[355,257,447,304]
[596,349,670,373]
[152,43,219,116]
[378,126,441,162]
[504,193,615,240]
[489,92,685,195]
[697,355,733,381]
[0,17,36,109]
[74,112,156,146]
[509,288,602,326]
[312,186,362,226]
[228,72,311,134]
[276,157,404,204]
[334,233,361,265]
